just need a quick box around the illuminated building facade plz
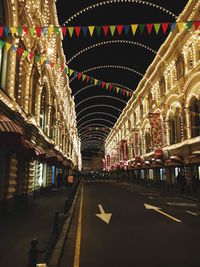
[0,0,81,212]
[105,1,200,184]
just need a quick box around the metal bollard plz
[27,239,39,267]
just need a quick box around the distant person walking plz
[67,172,74,193]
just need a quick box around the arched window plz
[175,112,182,143]
[0,0,8,91]
[40,86,48,133]
[140,103,143,118]
[159,76,166,97]
[169,115,176,145]
[31,66,40,115]
[50,96,56,139]
[190,98,200,138]
[145,131,152,153]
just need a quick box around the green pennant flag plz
[82,74,86,81]
[55,27,60,35]
[29,27,35,37]
[55,63,60,70]
[90,77,94,84]
[186,21,193,30]
[17,27,23,36]
[154,23,161,34]
[139,24,145,34]
[34,54,40,62]
[126,90,129,97]
[96,26,101,36]
[68,27,74,37]
[0,39,5,48]
[23,50,29,58]
[110,25,116,36]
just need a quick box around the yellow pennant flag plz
[94,79,98,85]
[5,42,11,51]
[40,56,45,65]
[10,27,17,36]
[48,27,54,35]
[88,26,95,36]
[69,69,74,76]
[177,22,185,32]
[116,87,120,93]
[131,24,138,35]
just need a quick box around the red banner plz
[148,113,163,149]
[132,130,140,156]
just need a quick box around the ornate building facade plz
[0,0,81,212]
[105,1,200,185]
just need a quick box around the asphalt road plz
[60,180,200,267]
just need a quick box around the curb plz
[48,181,82,267]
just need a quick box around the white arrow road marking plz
[167,202,197,207]
[186,211,199,216]
[96,204,112,224]
[148,196,154,199]
[144,204,182,223]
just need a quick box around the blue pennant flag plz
[82,27,88,37]
[124,25,130,35]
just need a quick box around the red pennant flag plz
[75,26,81,37]
[77,72,82,80]
[35,27,42,37]
[17,47,23,56]
[0,27,3,37]
[194,21,200,30]
[50,62,55,68]
[101,82,105,88]
[29,52,34,60]
[161,23,169,33]
[129,91,132,97]
[62,27,67,36]
[146,24,153,34]
[60,64,64,72]
[109,84,113,91]
[116,25,123,35]
[23,27,29,35]
[86,76,90,82]
[122,89,126,95]
[102,26,109,36]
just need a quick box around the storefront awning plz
[0,112,25,148]
[169,155,183,162]
[0,112,23,135]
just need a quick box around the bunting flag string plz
[1,37,200,114]
[0,21,199,39]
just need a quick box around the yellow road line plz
[73,184,83,267]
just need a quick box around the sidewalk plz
[0,186,67,267]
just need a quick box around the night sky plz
[56,0,189,157]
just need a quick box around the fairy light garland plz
[63,0,177,25]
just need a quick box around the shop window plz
[176,55,185,80]
[190,98,200,138]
